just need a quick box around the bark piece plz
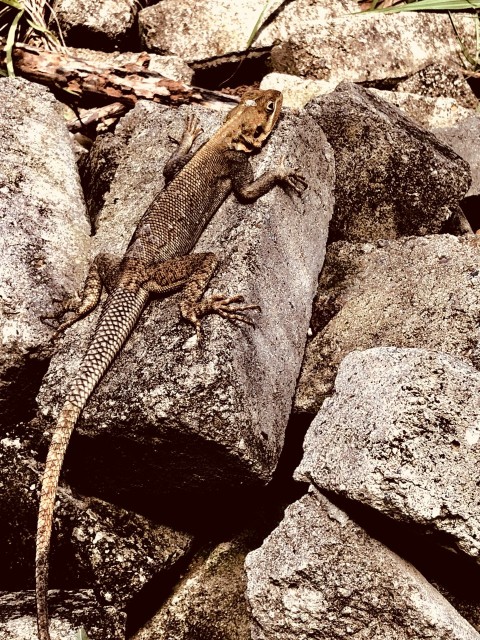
[66,47,194,84]
[0,43,235,109]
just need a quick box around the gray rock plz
[260,73,338,110]
[0,426,193,608]
[396,63,478,111]
[0,590,124,640]
[138,0,473,86]
[296,348,480,562]
[133,534,253,640]
[62,494,193,608]
[367,89,474,129]
[37,101,334,505]
[246,488,480,640]
[306,82,471,243]
[53,0,137,50]
[434,116,480,198]
[260,76,475,127]
[138,0,286,61]
[295,234,480,415]
[270,9,474,85]
[0,78,91,425]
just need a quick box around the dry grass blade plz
[0,0,64,71]
[23,0,63,50]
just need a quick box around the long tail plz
[36,287,149,640]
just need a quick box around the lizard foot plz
[278,155,308,194]
[181,294,261,342]
[183,113,203,143]
[168,114,203,147]
[40,294,80,335]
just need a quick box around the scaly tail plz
[36,287,149,640]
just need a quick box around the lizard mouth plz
[240,134,265,151]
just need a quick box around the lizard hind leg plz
[46,252,121,339]
[178,253,261,340]
[144,252,260,341]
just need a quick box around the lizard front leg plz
[144,252,260,341]
[232,153,307,202]
[163,114,203,185]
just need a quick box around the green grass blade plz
[246,0,275,49]
[366,0,480,13]
[0,0,23,9]
[475,10,480,68]
[448,9,475,65]
[26,18,50,32]
[25,16,60,41]
[5,8,24,77]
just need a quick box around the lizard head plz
[225,89,283,153]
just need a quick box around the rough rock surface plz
[246,488,480,640]
[260,75,475,126]
[138,0,473,85]
[368,89,474,129]
[260,73,337,109]
[296,348,480,562]
[270,9,473,84]
[53,0,137,50]
[36,100,334,507]
[139,0,356,62]
[0,590,124,640]
[305,82,471,243]
[66,496,192,608]
[0,78,91,425]
[295,234,480,415]
[133,534,252,640]
[395,63,478,111]
[434,117,480,198]
[0,426,193,607]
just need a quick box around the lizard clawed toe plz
[184,114,203,143]
[286,174,308,194]
[277,154,307,194]
[181,294,261,336]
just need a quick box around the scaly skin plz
[36,89,306,640]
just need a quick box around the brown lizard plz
[35,88,306,640]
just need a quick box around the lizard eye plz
[266,100,275,113]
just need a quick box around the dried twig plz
[0,41,239,108]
